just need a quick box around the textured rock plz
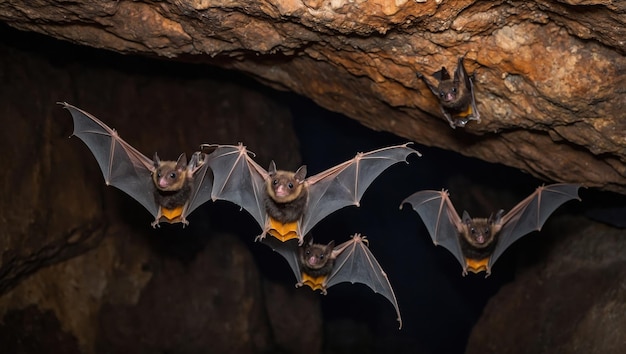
[0,32,321,354]
[466,216,626,354]
[0,0,624,193]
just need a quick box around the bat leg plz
[467,76,481,123]
[441,109,459,129]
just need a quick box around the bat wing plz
[204,144,269,231]
[401,190,466,270]
[490,183,582,267]
[182,151,214,219]
[59,102,159,218]
[259,236,302,283]
[326,234,402,328]
[300,143,419,236]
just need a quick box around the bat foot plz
[151,220,161,228]
[254,233,267,242]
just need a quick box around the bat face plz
[416,56,480,129]
[298,240,336,276]
[401,184,582,276]
[266,162,307,204]
[152,153,188,192]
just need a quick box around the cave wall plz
[0,0,624,193]
[0,1,625,353]
[0,30,322,354]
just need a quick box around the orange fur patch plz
[160,206,184,222]
[267,217,299,242]
[454,105,474,119]
[465,258,489,273]
[300,273,327,292]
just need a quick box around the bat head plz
[299,239,336,273]
[152,153,188,191]
[462,211,497,248]
[437,80,460,103]
[266,161,307,203]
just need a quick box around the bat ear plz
[489,209,505,224]
[462,210,472,224]
[294,165,307,182]
[268,160,277,176]
[436,66,450,81]
[153,152,161,167]
[326,240,335,251]
[454,57,467,82]
[175,153,187,170]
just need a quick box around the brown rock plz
[0,0,623,192]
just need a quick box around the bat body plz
[203,143,419,243]
[59,102,214,227]
[401,184,582,275]
[261,233,402,328]
[417,56,480,129]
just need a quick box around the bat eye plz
[484,228,490,235]
[305,249,311,255]
[273,179,278,185]
[288,182,294,189]
[470,228,476,235]
[439,91,445,97]
[451,87,457,93]
[169,172,176,179]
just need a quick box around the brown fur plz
[264,161,308,223]
[298,240,336,277]
[460,212,498,260]
[152,153,191,209]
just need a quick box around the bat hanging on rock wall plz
[401,183,582,275]
[202,143,420,244]
[59,102,214,227]
[417,56,480,129]
[261,233,402,328]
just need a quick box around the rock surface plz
[0,0,624,193]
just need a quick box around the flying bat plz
[401,184,582,275]
[416,56,480,129]
[202,143,420,243]
[59,102,214,227]
[261,233,402,328]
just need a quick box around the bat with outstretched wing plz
[401,183,582,275]
[261,233,402,328]
[59,102,213,226]
[203,143,420,243]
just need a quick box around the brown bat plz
[261,233,402,328]
[416,56,480,129]
[401,184,582,275]
[59,102,213,226]
[202,143,420,244]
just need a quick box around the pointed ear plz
[153,152,161,168]
[326,240,335,251]
[175,153,187,170]
[439,66,451,81]
[454,56,467,83]
[489,209,505,224]
[268,160,277,176]
[462,211,472,225]
[294,165,307,182]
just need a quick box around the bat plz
[416,56,480,129]
[261,233,402,328]
[202,143,420,243]
[401,184,582,275]
[59,102,214,227]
